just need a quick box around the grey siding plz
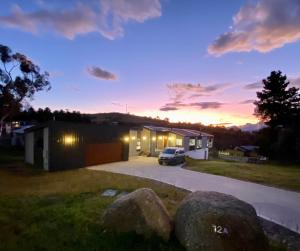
[25,132,34,164]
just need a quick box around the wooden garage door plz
[85,142,123,166]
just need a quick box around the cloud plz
[159,106,178,111]
[160,82,228,112]
[244,76,300,90]
[160,101,224,111]
[208,0,300,56]
[167,82,230,102]
[87,66,117,80]
[189,102,223,109]
[239,99,255,104]
[244,82,262,90]
[167,82,229,94]
[0,0,162,40]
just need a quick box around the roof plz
[144,125,171,132]
[144,125,213,137]
[171,128,201,137]
[236,145,259,152]
[13,125,33,134]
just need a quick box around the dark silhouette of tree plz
[13,107,91,123]
[254,71,300,163]
[254,71,300,128]
[0,44,50,134]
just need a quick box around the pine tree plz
[254,71,300,128]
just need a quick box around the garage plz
[85,142,124,166]
[24,121,129,171]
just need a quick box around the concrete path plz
[88,156,300,233]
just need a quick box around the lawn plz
[0,148,187,251]
[185,158,300,192]
[0,148,289,251]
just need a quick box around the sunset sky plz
[1,0,300,126]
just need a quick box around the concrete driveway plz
[88,156,300,233]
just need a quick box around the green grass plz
[185,158,300,192]
[0,149,291,250]
[0,148,187,251]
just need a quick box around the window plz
[189,138,196,151]
[136,139,141,151]
[176,138,183,146]
[196,139,202,149]
[163,148,176,154]
[208,138,213,148]
[189,139,195,146]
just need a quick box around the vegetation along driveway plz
[88,156,300,234]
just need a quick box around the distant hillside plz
[88,112,170,126]
[239,122,266,132]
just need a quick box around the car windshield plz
[163,148,176,154]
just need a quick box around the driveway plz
[88,156,300,233]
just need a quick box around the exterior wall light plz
[142,136,147,140]
[124,136,129,142]
[131,136,136,140]
[63,134,76,146]
[158,136,163,140]
[152,136,156,141]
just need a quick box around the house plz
[11,125,33,146]
[24,122,214,171]
[128,126,213,159]
[234,145,259,157]
[24,121,130,171]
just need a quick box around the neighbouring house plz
[234,145,259,157]
[24,121,130,171]
[128,126,213,160]
[11,125,33,146]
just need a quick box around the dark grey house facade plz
[25,121,129,171]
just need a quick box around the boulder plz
[175,191,268,251]
[102,188,172,240]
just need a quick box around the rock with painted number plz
[175,191,268,251]
[102,188,172,241]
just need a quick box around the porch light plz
[124,136,129,142]
[152,136,156,141]
[142,136,147,140]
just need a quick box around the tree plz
[254,71,300,163]
[0,44,50,134]
[254,71,300,128]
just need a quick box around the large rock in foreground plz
[175,191,268,251]
[102,188,172,240]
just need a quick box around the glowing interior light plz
[142,136,147,140]
[124,136,129,142]
[158,136,163,140]
[131,136,136,140]
[152,136,156,141]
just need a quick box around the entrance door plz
[163,137,168,148]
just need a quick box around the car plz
[158,147,185,165]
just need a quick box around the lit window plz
[176,138,183,146]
